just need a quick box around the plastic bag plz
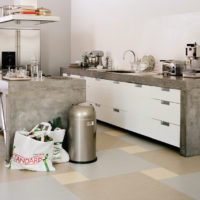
[9,130,55,172]
[49,128,69,163]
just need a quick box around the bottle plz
[104,56,112,69]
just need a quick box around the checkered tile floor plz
[0,122,200,200]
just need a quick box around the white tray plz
[3,77,32,81]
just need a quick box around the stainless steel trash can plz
[68,103,97,164]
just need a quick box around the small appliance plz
[2,52,16,70]
[160,60,185,76]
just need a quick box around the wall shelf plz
[0,15,60,26]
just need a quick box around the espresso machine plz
[183,42,200,77]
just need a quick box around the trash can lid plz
[70,102,96,120]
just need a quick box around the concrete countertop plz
[60,67,200,92]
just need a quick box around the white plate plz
[3,77,32,81]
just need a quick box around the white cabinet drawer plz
[152,86,181,103]
[111,107,128,128]
[92,102,128,128]
[91,79,114,107]
[112,82,151,111]
[148,119,180,147]
[151,99,180,125]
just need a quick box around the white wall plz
[39,0,71,75]
[71,0,200,69]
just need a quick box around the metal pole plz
[16,29,21,66]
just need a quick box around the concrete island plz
[0,77,86,161]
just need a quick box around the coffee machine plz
[183,43,200,77]
[185,43,200,68]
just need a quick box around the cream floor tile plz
[120,145,149,154]
[66,172,194,200]
[43,163,74,175]
[53,171,89,185]
[97,132,131,151]
[97,123,114,133]
[104,130,126,137]
[141,168,178,180]
[136,148,200,175]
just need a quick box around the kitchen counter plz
[0,77,86,161]
[61,66,200,157]
[60,67,194,90]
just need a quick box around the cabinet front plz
[63,73,181,148]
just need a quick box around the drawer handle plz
[95,78,101,81]
[113,108,120,113]
[161,100,170,106]
[95,103,101,108]
[135,84,142,88]
[113,81,120,84]
[161,88,170,92]
[161,121,170,127]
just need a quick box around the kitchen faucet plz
[123,50,136,70]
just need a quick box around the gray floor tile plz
[0,176,80,200]
[162,172,200,200]
[69,149,157,180]
[119,133,164,151]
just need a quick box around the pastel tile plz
[67,172,194,200]
[162,172,200,200]
[0,176,80,200]
[119,132,164,151]
[141,168,178,180]
[69,149,156,180]
[43,163,74,175]
[97,122,113,132]
[136,148,200,175]
[120,145,149,154]
[97,132,132,151]
[104,130,126,137]
[0,156,44,183]
[53,171,88,185]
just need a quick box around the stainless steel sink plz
[107,70,135,73]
